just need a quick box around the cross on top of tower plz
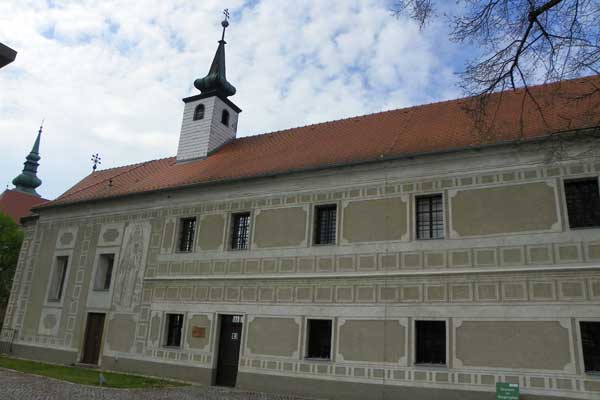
[193,9,237,98]
[91,153,102,171]
[221,9,230,41]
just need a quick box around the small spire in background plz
[12,121,43,197]
[91,153,102,171]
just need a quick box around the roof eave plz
[34,127,600,212]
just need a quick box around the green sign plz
[496,382,519,400]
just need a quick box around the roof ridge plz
[233,74,596,143]
[91,155,175,174]
[41,73,600,209]
[57,158,171,203]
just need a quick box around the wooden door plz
[81,313,105,365]
[215,314,243,387]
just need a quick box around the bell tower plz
[176,9,241,162]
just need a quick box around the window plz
[581,321,600,372]
[193,104,205,120]
[48,256,68,301]
[306,319,332,359]
[416,194,444,240]
[221,109,230,126]
[165,314,184,347]
[564,179,600,228]
[93,253,114,291]
[231,212,250,250]
[314,204,337,245]
[177,217,196,252]
[415,320,446,365]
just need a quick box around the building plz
[0,126,48,224]
[2,16,600,400]
[0,42,17,69]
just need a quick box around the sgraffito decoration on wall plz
[112,221,151,312]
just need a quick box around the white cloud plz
[0,0,462,199]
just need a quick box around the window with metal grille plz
[93,254,114,291]
[177,217,196,252]
[231,212,250,250]
[314,204,337,245]
[415,320,446,365]
[581,321,600,372]
[48,256,68,301]
[193,104,204,120]
[306,319,332,359]
[564,179,600,228]
[165,313,184,347]
[416,194,444,240]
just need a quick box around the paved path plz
[0,368,311,400]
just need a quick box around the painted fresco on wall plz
[112,221,151,312]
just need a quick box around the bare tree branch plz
[391,0,600,153]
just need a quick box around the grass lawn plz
[0,355,186,388]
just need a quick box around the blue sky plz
[0,0,471,199]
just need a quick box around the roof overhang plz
[0,42,17,69]
[33,127,600,212]
[183,92,242,113]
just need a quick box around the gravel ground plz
[0,368,313,400]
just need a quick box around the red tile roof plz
[0,190,48,223]
[43,75,600,209]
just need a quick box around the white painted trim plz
[195,212,227,253]
[339,194,411,245]
[243,314,302,360]
[87,247,120,310]
[144,263,600,281]
[575,317,600,375]
[447,179,563,239]
[560,175,600,230]
[251,203,311,250]
[172,215,199,254]
[161,311,187,349]
[452,317,576,374]
[412,317,450,368]
[304,316,335,362]
[335,317,409,366]
[43,249,74,308]
[413,192,446,242]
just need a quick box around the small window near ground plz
[48,256,68,301]
[416,194,444,240]
[177,217,196,252]
[165,314,184,347]
[415,320,446,365]
[93,254,114,291]
[581,321,600,372]
[564,179,600,228]
[314,204,337,245]
[193,104,205,121]
[231,212,250,250]
[306,319,332,359]
[221,109,230,126]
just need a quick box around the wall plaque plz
[496,383,519,400]
[192,326,206,338]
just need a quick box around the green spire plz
[12,124,42,197]
[194,10,236,97]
